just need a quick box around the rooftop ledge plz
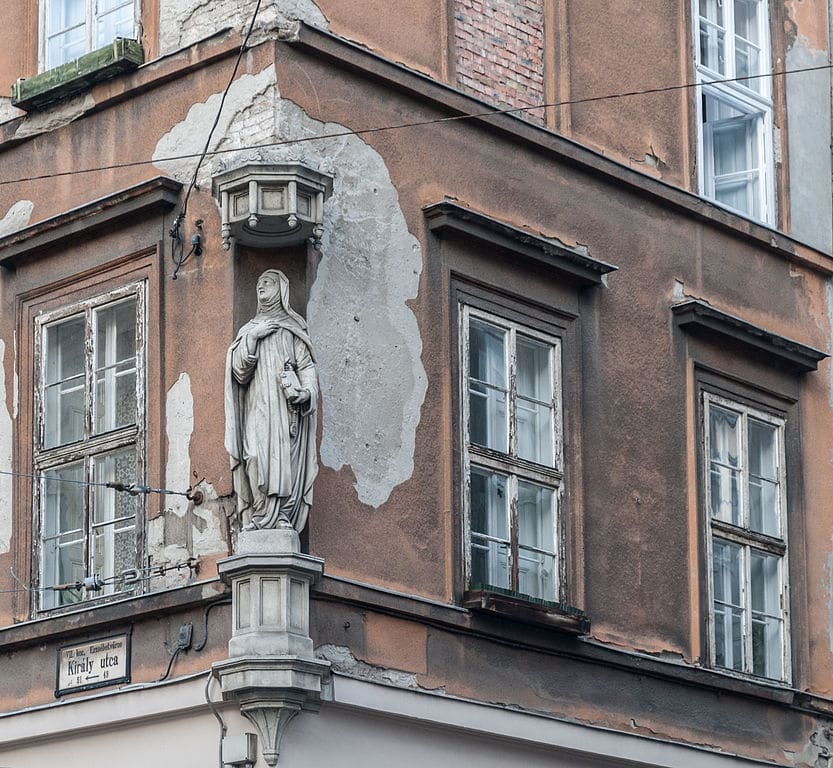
[11,38,144,112]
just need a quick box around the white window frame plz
[694,0,774,223]
[33,282,146,612]
[39,0,139,72]
[460,304,564,602]
[703,392,791,683]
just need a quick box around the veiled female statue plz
[224,270,319,532]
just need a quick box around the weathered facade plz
[1,0,833,766]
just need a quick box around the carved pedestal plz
[212,529,329,766]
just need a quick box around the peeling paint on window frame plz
[31,280,147,615]
[459,303,565,603]
[702,390,792,684]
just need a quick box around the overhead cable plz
[0,62,831,189]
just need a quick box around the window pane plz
[470,469,508,541]
[469,319,506,388]
[469,469,509,590]
[713,118,755,176]
[517,481,554,552]
[709,406,741,525]
[699,24,725,74]
[750,550,780,615]
[92,449,137,593]
[517,399,553,465]
[518,481,556,600]
[704,95,762,218]
[516,336,554,464]
[713,538,745,671]
[750,550,783,677]
[469,319,507,453]
[49,0,85,32]
[734,0,761,45]
[518,549,556,601]
[48,26,87,68]
[43,463,84,538]
[94,298,137,434]
[748,419,777,479]
[96,0,135,46]
[516,336,551,400]
[470,382,507,452]
[42,537,84,608]
[44,315,85,448]
[92,449,137,525]
[748,419,779,536]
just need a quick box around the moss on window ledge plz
[11,38,143,112]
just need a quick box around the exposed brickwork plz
[453,0,545,123]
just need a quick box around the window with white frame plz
[42,0,137,70]
[695,0,773,222]
[34,283,145,610]
[461,306,562,602]
[704,393,789,681]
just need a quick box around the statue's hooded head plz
[254,270,313,349]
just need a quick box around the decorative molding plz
[0,177,182,269]
[672,298,828,373]
[423,199,617,286]
[213,529,329,766]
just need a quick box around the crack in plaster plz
[153,65,427,508]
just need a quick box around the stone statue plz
[224,270,319,532]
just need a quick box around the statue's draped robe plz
[224,323,318,531]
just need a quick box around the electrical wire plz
[204,668,228,768]
[3,558,199,595]
[169,0,263,279]
[0,467,200,500]
[0,61,831,190]
[193,597,232,652]
[159,646,182,681]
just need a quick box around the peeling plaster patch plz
[786,725,833,768]
[316,644,445,693]
[157,0,327,56]
[190,481,227,556]
[165,373,194,518]
[0,97,24,125]
[0,341,11,554]
[0,200,34,238]
[827,283,833,673]
[785,38,832,252]
[153,66,427,508]
[12,331,18,419]
[13,94,94,141]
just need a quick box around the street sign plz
[56,632,131,697]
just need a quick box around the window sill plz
[11,38,144,112]
[463,587,590,635]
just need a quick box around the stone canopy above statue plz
[212,163,333,250]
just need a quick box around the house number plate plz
[56,632,131,697]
